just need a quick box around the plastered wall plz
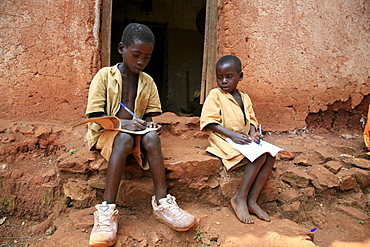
[1,0,369,132]
[0,0,98,125]
[217,0,370,131]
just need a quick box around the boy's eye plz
[132,53,139,57]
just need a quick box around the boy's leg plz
[231,154,266,224]
[141,131,196,231]
[247,154,276,221]
[104,132,134,203]
[90,132,134,247]
[141,131,167,201]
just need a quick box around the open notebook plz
[226,138,292,162]
[73,116,158,135]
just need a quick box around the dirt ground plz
[1,196,369,247]
[0,116,370,247]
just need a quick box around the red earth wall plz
[217,0,370,131]
[0,0,99,125]
[1,0,369,131]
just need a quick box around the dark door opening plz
[109,0,206,116]
[110,20,168,108]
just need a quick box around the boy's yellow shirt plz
[85,64,162,150]
[200,88,258,170]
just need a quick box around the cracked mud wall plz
[217,0,370,131]
[306,94,370,131]
[0,0,99,125]
[0,0,369,132]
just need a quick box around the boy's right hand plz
[229,132,252,145]
[120,119,147,131]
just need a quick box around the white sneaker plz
[152,194,196,231]
[89,201,119,247]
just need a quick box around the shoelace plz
[163,200,183,217]
[96,213,112,228]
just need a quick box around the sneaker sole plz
[153,212,197,232]
[89,236,117,247]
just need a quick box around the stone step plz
[59,112,370,215]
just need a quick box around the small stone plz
[0,164,7,173]
[346,157,370,170]
[280,166,313,188]
[323,161,343,174]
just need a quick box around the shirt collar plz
[110,63,147,91]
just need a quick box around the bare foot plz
[230,196,254,224]
[248,201,271,222]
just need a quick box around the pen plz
[118,101,140,119]
[258,124,262,135]
[258,124,262,146]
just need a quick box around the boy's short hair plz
[216,55,242,72]
[121,23,155,47]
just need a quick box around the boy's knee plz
[143,130,160,141]
[141,131,161,150]
[264,154,276,167]
[267,154,276,162]
[114,132,134,150]
[256,153,268,163]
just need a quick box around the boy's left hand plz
[146,121,163,134]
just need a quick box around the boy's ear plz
[118,42,125,54]
[239,71,244,81]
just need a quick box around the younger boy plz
[86,23,196,246]
[200,55,275,224]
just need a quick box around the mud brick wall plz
[0,0,98,125]
[217,0,370,131]
[0,0,369,132]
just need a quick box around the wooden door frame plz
[200,0,218,104]
[101,0,113,67]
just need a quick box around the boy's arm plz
[205,123,252,145]
[86,69,109,117]
[249,124,263,144]
[249,124,257,137]
[142,113,153,122]
[143,112,162,130]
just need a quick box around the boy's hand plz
[146,121,159,128]
[146,121,163,134]
[121,119,147,131]
[251,133,264,145]
[230,132,252,145]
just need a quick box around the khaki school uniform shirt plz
[85,64,162,151]
[200,88,258,170]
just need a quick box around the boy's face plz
[216,62,243,94]
[119,40,154,74]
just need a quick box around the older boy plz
[86,23,195,246]
[200,55,275,224]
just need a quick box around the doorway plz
[107,0,207,116]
